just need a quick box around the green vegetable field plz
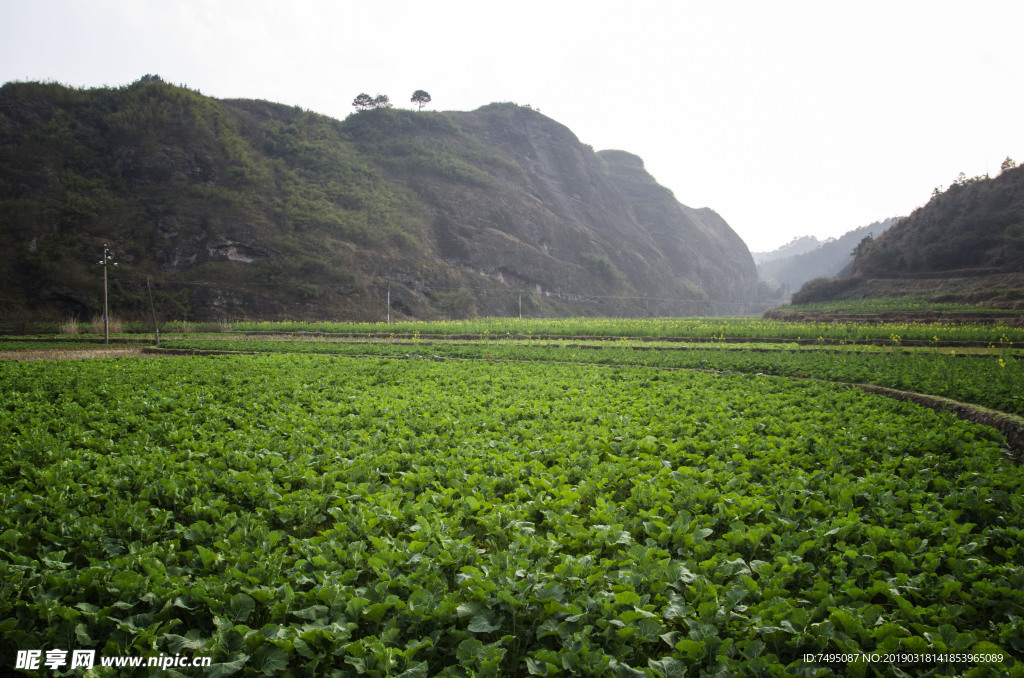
[1,319,1023,676]
[156,336,1024,418]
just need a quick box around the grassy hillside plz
[0,78,759,324]
[1,79,423,321]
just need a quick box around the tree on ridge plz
[411,90,432,111]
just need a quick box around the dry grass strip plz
[0,347,151,362]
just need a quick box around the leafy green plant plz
[224,317,1024,345]
[159,334,1024,416]
[1,355,1022,675]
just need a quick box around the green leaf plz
[0,529,21,548]
[345,596,370,617]
[74,623,94,645]
[172,596,199,610]
[675,638,706,659]
[636,618,663,641]
[227,593,255,622]
[164,632,208,653]
[456,638,484,662]
[649,656,688,676]
[205,654,249,678]
[468,612,501,634]
[197,544,220,569]
[525,656,554,675]
[610,658,649,677]
[54,621,76,651]
[291,637,316,659]
[251,645,289,675]
[395,662,429,678]
[456,601,486,618]
[614,590,641,606]
[535,584,566,601]
[291,605,328,621]
[741,639,766,660]
[638,435,658,454]
[219,629,246,653]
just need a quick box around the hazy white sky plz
[2,0,1022,252]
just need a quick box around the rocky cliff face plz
[438,105,758,314]
[0,81,758,321]
[597,150,757,303]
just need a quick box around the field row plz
[783,299,1021,314]
[157,337,1024,418]
[224,317,1024,344]
[21,316,1007,345]
[1,355,1022,676]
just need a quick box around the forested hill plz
[0,77,758,322]
[852,164,1024,277]
[784,163,1024,307]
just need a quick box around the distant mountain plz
[757,218,899,295]
[0,78,759,321]
[752,235,821,265]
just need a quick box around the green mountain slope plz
[786,164,1024,308]
[0,78,758,322]
[853,165,1024,277]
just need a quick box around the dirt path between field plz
[0,346,151,361]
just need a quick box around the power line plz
[113,277,760,308]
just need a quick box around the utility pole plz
[98,244,117,344]
[386,281,391,324]
[146,276,160,346]
[519,293,522,320]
